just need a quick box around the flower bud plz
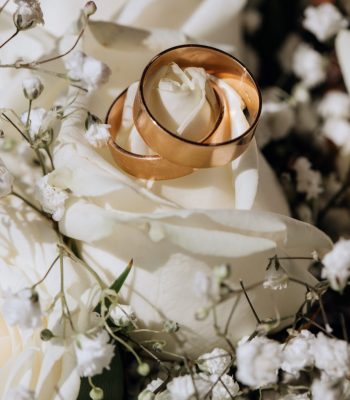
[40,328,54,341]
[22,76,44,100]
[138,390,155,400]
[14,0,44,31]
[84,1,97,17]
[137,362,150,376]
[214,264,230,281]
[89,387,104,400]
[163,320,179,333]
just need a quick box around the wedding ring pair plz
[106,44,262,180]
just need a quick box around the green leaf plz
[110,259,133,294]
[77,345,124,400]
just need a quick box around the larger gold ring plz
[133,44,261,169]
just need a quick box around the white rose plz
[52,76,331,356]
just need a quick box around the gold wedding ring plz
[107,44,261,179]
[107,89,193,180]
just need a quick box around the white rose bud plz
[14,0,44,31]
[0,157,14,198]
[147,62,220,142]
[22,76,44,100]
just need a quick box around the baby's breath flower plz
[75,330,115,377]
[163,320,179,333]
[197,347,231,375]
[36,174,69,221]
[292,43,326,88]
[263,258,289,290]
[321,118,350,147]
[322,239,350,292]
[0,157,14,197]
[293,157,323,200]
[110,304,135,327]
[64,51,111,91]
[311,377,344,400]
[211,374,240,400]
[302,3,348,42]
[318,91,350,120]
[2,288,41,329]
[311,333,350,379]
[281,330,315,376]
[14,0,44,31]
[167,375,211,400]
[236,336,282,388]
[85,123,110,148]
[22,76,44,101]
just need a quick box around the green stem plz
[1,113,29,143]
[240,280,261,324]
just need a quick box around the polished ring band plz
[133,44,261,169]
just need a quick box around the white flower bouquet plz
[0,1,349,399]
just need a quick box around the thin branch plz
[0,0,10,14]
[32,254,60,288]
[1,113,29,142]
[11,191,48,218]
[0,29,19,49]
[240,280,261,324]
[36,27,85,65]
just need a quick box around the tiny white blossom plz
[236,336,282,388]
[167,375,211,400]
[7,386,35,400]
[292,43,326,88]
[291,84,311,104]
[21,107,45,138]
[110,304,136,327]
[14,0,44,30]
[281,330,315,376]
[211,374,240,400]
[0,157,14,197]
[318,91,350,120]
[36,175,68,221]
[22,76,44,100]
[311,333,350,379]
[75,330,115,377]
[83,1,97,17]
[85,123,110,148]
[197,347,231,375]
[64,51,111,91]
[263,261,289,290]
[293,157,323,200]
[302,4,348,42]
[322,239,350,291]
[257,99,295,148]
[311,377,344,400]
[321,118,350,147]
[2,288,41,329]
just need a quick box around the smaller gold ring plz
[133,44,261,169]
[106,89,193,180]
